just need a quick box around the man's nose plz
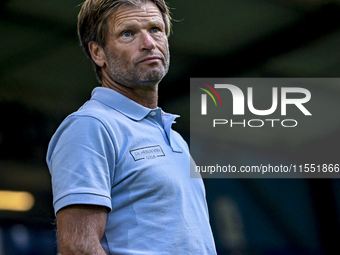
[140,31,156,51]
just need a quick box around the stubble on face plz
[104,45,170,89]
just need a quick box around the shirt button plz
[150,111,156,116]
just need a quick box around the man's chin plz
[139,69,167,83]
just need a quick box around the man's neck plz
[101,75,159,109]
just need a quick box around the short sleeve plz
[46,115,114,215]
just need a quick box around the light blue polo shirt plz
[46,87,216,255]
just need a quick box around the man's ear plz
[88,41,106,67]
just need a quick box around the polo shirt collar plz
[90,87,163,121]
[91,87,182,153]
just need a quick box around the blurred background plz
[1,0,340,254]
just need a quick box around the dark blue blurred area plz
[0,224,56,255]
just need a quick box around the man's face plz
[103,1,169,89]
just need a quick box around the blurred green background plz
[1,0,340,254]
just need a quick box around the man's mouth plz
[138,56,162,64]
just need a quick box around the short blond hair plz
[77,0,172,83]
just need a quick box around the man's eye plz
[150,28,160,33]
[122,31,132,37]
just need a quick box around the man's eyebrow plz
[116,19,165,30]
[116,23,137,30]
[149,19,165,27]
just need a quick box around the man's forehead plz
[110,2,164,28]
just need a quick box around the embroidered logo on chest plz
[129,145,165,161]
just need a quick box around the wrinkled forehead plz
[108,2,164,31]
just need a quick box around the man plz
[46,0,217,254]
